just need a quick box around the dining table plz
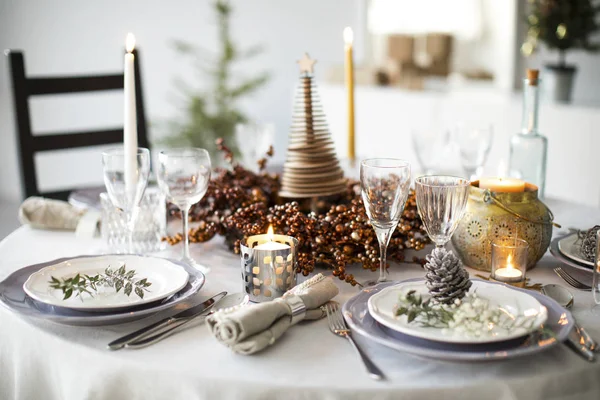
[1,198,600,400]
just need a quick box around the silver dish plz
[342,278,574,361]
[0,254,205,326]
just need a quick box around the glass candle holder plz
[491,238,529,284]
[240,231,298,302]
[100,187,167,254]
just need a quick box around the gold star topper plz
[297,53,316,74]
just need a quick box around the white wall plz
[320,83,600,208]
[0,0,364,201]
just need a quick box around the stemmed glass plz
[235,122,275,172]
[360,159,412,284]
[453,125,493,180]
[593,230,600,314]
[156,148,211,273]
[102,147,151,254]
[414,175,470,250]
[411,128,449,175]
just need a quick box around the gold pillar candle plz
[479,177,525,193]
[344,27,355,162]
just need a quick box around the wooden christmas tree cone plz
[279,53,347,199]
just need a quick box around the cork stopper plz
[526,69,539,86]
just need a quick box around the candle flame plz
[126,33,136,53]
[267,225,274,241]
[343,27,354,45]
[506,253,513,269]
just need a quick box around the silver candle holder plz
[240,231,298,302]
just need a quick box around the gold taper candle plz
[344,27,355,162]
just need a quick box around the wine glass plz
[360,159,411,284]
[156,148,211,273]
[453,124,493,180]
[235,122,275,172]
[592,230,600,314]
[411,128,449,175]
[102,147,151,254]
[414,175,470,249]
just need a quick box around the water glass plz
[360,158,411,283]
[101,147,151,254]
[414,175,470,247]
[453,124,493,180]
[156,148,211,273]
[100,187,167,254]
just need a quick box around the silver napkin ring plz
[285,295,306,325]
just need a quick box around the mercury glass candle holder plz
[490,238,528,284]
[240,233,298,302]
[100,187,167,254]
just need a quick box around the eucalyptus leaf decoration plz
[49,265,152,301]
[395,290,454,328]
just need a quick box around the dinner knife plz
[126,292,248,349]
[107,291,227,350]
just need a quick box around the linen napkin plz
[19,197,87,231]
[207,273,339,355]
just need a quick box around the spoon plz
[541,284,574,309]
[541,284,600,356]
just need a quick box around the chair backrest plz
[6,49,149,200]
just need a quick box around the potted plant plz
[161,0,270,162]
[522,0,600,102]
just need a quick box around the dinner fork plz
[554,267,592,291]
[325,302,385,381]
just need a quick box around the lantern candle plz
[491,239,529,284]
[479,177,525,193]
[344,27,355,163]
[123,33,138,193]
[240,225,298,302]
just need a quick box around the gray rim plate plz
[342,278,573,361]
[0,254,205,326]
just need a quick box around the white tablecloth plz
[1,199,600,400]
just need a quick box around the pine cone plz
[580,226,600,262]
[424,247,471,304]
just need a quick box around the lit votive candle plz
[240,225,298,302]
[491,239,529,284]
[479,177,525,193]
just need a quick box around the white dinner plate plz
[367,280,548,344]
[558,233,594,267]
[23,255,189,311]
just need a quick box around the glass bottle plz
[509,69,548,197]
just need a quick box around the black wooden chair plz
[5,49,150,201]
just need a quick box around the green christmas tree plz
[161,0,270,160]
[522,0,600,65]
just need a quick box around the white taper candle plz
[124,33,137,195]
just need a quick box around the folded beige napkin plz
[207,274,339,355]
[19,197,85,230]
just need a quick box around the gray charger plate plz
[0,255,205,326]
[343,278,573,362]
